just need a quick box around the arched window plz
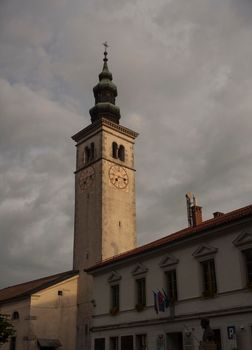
[118,145,125,162]
[84,146,91,164]
[112,142,118,159]
[90,142,95,160]
[12,311,19,320]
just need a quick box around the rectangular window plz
[121,336,133,350]
[201,259,217,297]
[111,284,120,309]
[136,278,146,306]
[166,270,177,302]
[136,334,147,350]
[94,338,105,350]
[10,337,16,350]
[244,249,252,285]
[110,337,119,350]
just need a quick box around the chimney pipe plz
[191,205,203,226]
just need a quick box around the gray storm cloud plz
[1,0,252,287]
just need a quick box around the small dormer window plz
[12,311,19,320]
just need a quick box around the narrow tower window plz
[118,145,125,161]
[85,146,91,164]
[90,142,95,160]
[112,142,118,159]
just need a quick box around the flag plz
[153,291,159,314]
[157,290,165,312]
[162,288,170,308]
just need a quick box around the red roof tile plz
[86,204,252,273]
[0,270,78,304]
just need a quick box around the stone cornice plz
[72,118,138,144]
[91,301,252,332]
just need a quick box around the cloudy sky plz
[1,0,252,288]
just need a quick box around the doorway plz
[213,329,222,350]
[167,332,183,350]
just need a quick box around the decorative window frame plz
[192,245,218,261]
[233,232,252,250]
[192,245,218,298]
[107,271,122,284]
[159,254,179,270]
[131,263,148,277]
[233,232,252,289]
[107,271,121,316]
[159,254,179,302]
[132,263,148,311]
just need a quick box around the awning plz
[37,339,62,348]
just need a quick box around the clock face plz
[109,165,128,189]
[79,166,95,191]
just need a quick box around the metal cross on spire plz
[102,41,109,53]
[102,41,109,62]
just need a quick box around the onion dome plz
[89,46,121,124]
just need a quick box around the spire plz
[89,43,121,124]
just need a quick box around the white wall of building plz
[0,276,78,350]
[90,220,252,350]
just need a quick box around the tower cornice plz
[72,118,138,144]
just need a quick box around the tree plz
[0,314,15,346]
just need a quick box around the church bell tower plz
[72,45,138,349]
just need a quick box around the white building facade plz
[87,206,252,350]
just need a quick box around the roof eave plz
[86,211,252,275]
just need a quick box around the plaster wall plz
[29,276,78,350]
[0,277,77,350]
[0,299,30,350]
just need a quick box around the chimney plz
[213,211,224,218]
[191,205,203,226]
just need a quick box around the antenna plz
[186,193,193,227]
[193,195,197,206]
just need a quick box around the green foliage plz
[0,314,15,346]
